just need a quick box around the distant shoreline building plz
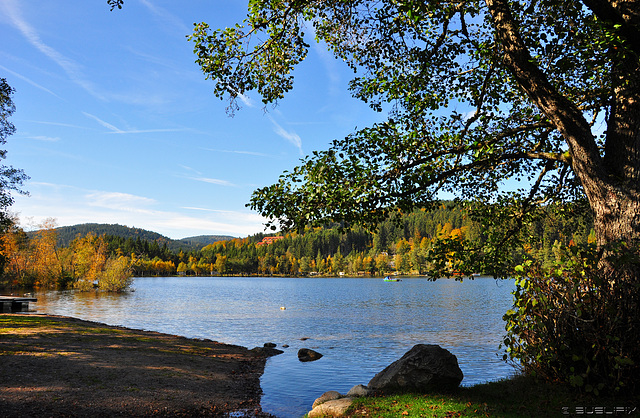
[256,236,284,246]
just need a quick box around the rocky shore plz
[307,344,464,417]
[0,314,275,417]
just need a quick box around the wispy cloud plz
[0,64,61,98]
[27,120,87,129]
[28,181,66,189]
[82,111,184,134]
[309,26,342,96]
[179,165,202,175]
[221,87,302,155]
[82,112,123,133]
[27,135,60,142]
[86,191,157,211]
[223,85,256,108]
[267,114,304,156]
[1,0,104,100]
[139,0,191,34]
[107,128,185,134]
[237,92,255,108]
[154,215,261,237]
[106,91,171,108]
[12,184,264,238]
[188,177,235,187]
[182,206,265,223]
[201,148,277,158]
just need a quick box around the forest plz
[48,223,234,252]
[0,200,593,289]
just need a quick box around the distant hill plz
[43,223,235,251]
[53,223,167,246]
[177,235,237,247]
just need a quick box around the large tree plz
[188,0,639,279]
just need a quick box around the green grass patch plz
[351,393,488,417]
[0,315,59,328]
[348,376,638,417]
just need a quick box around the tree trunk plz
[487,0,640,281]
[590,20,640,280]
[588,186,640,280]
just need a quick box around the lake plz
[30,276,517,418]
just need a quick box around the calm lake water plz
[29,276,517,418]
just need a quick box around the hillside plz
[50,223,235,252]
[178,235,237,247]
[10,201,594,278]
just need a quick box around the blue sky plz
[0,0,384,239]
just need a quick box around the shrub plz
[503,243,639,395]
[97,257,132,292]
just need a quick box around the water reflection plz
[31,276,516,418]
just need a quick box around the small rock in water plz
[263,342,277,348]
[298,348,323,362]
[250,346,284,357]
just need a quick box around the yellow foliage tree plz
[30,218,62,288]
[0,221,30,286]
[70,233,107,291]
[97,256,132,292]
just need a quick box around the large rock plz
[298,348,323,362]
[367,344,463,393]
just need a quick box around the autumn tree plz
[0,217,30,286]
[70,232,108,291]
[97,256,132,292]
[30,218,63,287]
[214,254,228,275]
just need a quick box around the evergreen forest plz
[0,201,593,289]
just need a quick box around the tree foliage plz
[108,1,640,390]
[0,78,28,259]
[0,220,132,291]
[504,243,640,394]
[3,202,587,280]
[49,223,233,253]
[188,0,639,277]
[185,0,640,392]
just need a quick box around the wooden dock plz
[0,296,37,313]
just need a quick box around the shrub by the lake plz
[97,256,133,292]
[503,243,639,395]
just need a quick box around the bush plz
[97,257,132,292]
[503,243,639,395]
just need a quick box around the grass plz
[0,315,59,328]
[347,376,639,417]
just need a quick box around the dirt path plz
[0,314,274,417]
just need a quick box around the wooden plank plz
[0,296,37,313]
[0,296,37,301]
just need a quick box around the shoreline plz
[0,313,275,417]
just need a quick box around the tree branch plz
[382,121,557,178]
[485,0,606,199]
[580,0,640,56]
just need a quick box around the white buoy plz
[280,306,286,310]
